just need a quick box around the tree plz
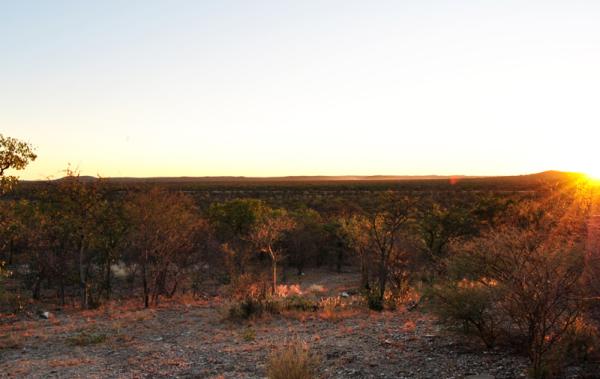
[208,199,268,279]
[39,169,107,308]
[0,134,36,302]
[249,208,294,293]
[0,134,37,193]
[417,199,478,279]
[284,208,325,276]
[125,188,202,307]
[363,192,414,305]
[337,214,372,290]
[95,197,128,301]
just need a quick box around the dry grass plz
[266,340,320,379]
[317,308,360,322]
[48,357,93,368]
[241,327,256,341]
[0,332,23,350]
[67,330,107,346]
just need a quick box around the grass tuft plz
[266,340,319,379]
[67,330,107,346]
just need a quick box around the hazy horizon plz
[3,1,600,180]
[20,169,584,182]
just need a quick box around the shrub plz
[266,340,319,379]
[283,296,318,312]
[227,297,265,320]
[428,279,502,348]
[226,295,283,321]
[431,225,587,378]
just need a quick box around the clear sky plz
[2,1,600,179]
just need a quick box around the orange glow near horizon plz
[585,173,600,185]
[578,161,600,183]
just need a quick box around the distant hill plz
[13,170,588,195]
[94,174,481,183]
[22,170,584,190]
[30,170,585,184]
[22,170,584,183]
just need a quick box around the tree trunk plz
[142,251,149,308]
[32,273,42,300]
[8,238,14,265]
[360,254,369,290]
[336,248,343,272]
[378,252,387,302]
[60,275,65,306]
[105,258,111,300]
[272,260,277,294]
[79,235,88,309]
[269,247,277,294]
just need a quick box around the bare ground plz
[0,271,531,379]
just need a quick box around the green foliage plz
[417,201,478,268]
[208,198,268,241]
[0,134,37,194]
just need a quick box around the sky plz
[2,1,600,179]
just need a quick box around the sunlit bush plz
[430,222,588,378]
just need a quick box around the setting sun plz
[579,162,600,182]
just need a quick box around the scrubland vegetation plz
[1,135,600,378]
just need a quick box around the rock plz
[340,291,350,298]
[38,310,50,319]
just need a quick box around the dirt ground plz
[0,270,533,378]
